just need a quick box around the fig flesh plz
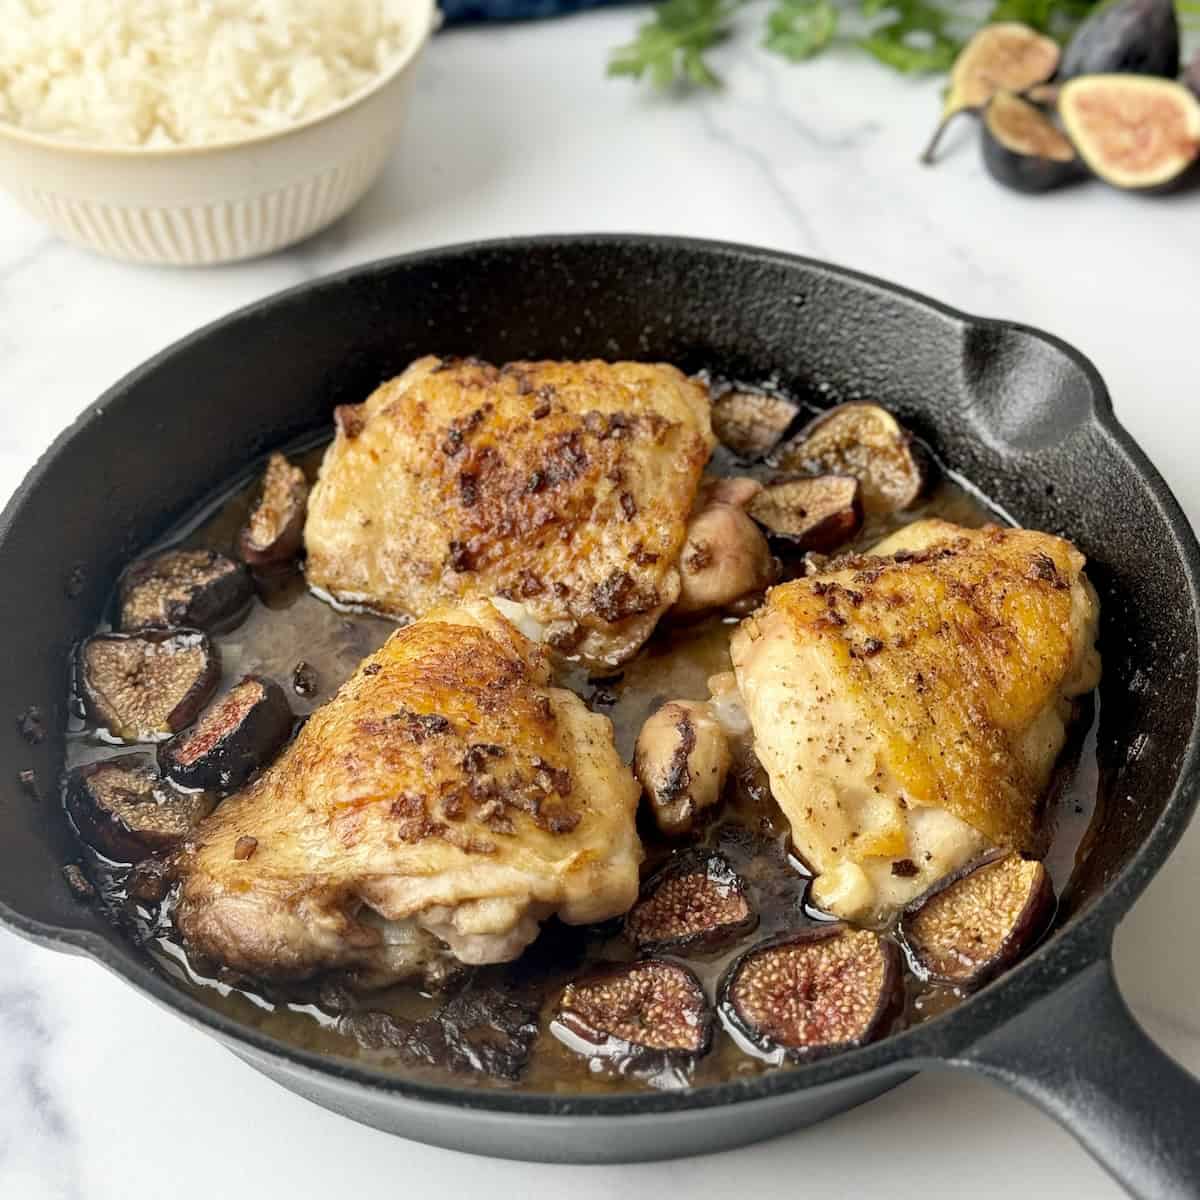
[901,851,1054,990]
[748,475,862,553]
[159,674,293,793]
[719,926,900,1061]
[711,391,800,459]
[625,850,757,955]
[1060,75,1200,191]
[553,959,713,1068]
[921,23,1059,165]
[78,629,220,742]
[119,549,251,633]
[1059,0,1179,82]
[66,753,215,862]
[982,91,1085,194]
[239,453,309,569]
[773,403,925,515]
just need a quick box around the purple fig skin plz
[159,674,293,794]
[553,959,714,1070]
[981,93,1087,195]
[1059,0,1179,82]
[749,476,864,556]
[66,753,215,863]
[718,926,902,1062]
[118,549,251,634]
[77,628,221,741]
[625,850,758,956]
[900,850,1056,991]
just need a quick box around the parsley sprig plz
[608,0,1199,89]
[608,0,743,87]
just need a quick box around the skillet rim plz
[2,233,1198,1117]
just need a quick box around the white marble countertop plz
[2,10,1199,1199]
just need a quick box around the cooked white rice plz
[0,0,419,148]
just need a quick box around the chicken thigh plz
[730,519,1100,921]
[172,599,642,984]
[304,357,770,667]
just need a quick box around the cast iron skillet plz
[1,236,1198,1196]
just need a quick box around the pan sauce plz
[65,428,1102,1095]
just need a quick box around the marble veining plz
[1,10,1198,1199]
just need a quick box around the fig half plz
[66,753,215,862]
[159,674,293,793]
[901,851,1054,990]
[1059,75,1200,192]
[711,391,800,459]
[748,475,862,554]
[625,850,757,955]
[118,549,251,633]
[78,629,220,742]
[1058,0,1179,82]
[773,403,925,515]
[982,91,1085,194]
[553,959,713,1068]
[720,926,900,1061]
[239,453,309,569]
[921,23,1059,165]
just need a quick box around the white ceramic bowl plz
[0,1,438,266]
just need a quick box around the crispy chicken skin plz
[172,599,642,983]
[304,357,716,667]
[731,519,1100,921]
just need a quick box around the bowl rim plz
[2,233,1198,1120]
[0,0,437,161]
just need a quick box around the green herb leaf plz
[607,0,744,89]
[857,0,961,74]
[607,0,1133,90]
[764,0,839,62]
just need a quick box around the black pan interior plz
[1,236,1197,1103]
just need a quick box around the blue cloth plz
[440,0,628,22]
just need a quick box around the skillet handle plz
[949,955,1200,1200]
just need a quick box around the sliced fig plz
[158,674,293,792]
[748,475,862,554]
[118,549,251,633]
[625,850,757,955]
[921,23,1059,165]
[901,851,1054,990]
[239,453,309,569]
[711,391,800,459]
[1059,75,1200,192]
[719,927,900,1061]
[66,753,215,862]
[773,403,925,515]
[634,700,731,835]
[62,864,95,900]
[553,959,712,1066]
[1059,0,1179,83]
[78,629,220,742]
[982,91,1085,194]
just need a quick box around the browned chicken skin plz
[304,357,765,667]
[731,519,1101,920]
[172,599,642,984]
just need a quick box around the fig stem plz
[920,114,954,165]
